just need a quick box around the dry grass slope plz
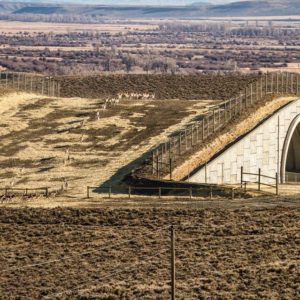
[0,90,217,196]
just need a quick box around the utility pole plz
[170,225,176,300]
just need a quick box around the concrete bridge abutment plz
[188,98,300,185]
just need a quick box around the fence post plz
[30,76,33,92]
[169,158,172,180]
[260,77,263,98]
[17,73,20,90]
[179,134,182,155]
[42,78,45,95]
[170,225,176,300]
[210,186,213,199]
[87,186,90,199]
[159,187,161,199]
[128,186,131,199]
[276,173,279,196]
[258,168,261,191]
[45,187,49,197]
[189,187,192,199]
[156,156,159,178]
[240,166,243,188]
[109,186,112,198]
[152,151,155,175]
[231,188,235,200]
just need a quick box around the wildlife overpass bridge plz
[148,73,300,188]
[188,97,300,185]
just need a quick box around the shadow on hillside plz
[92,150,152,194]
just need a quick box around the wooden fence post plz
[128,186,131,199]
[231,188,235,200]
[17,73,20,90]
[169,158,172,180]
[152,151,155,175]
[276,173,279,196]
[258,168,261,191]
[109,186,112,198]
[260,77,263,98]
[156,156,159,178]
[240,166,243,188]
[189,187,192,200]
[179,134,182,155]
[159,187,162,199]
[87,186,90,199]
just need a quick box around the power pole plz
[170,225,176,300]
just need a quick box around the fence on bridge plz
[0,72,61,97]
[151,72,300,180]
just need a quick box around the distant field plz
[0,21,158,35]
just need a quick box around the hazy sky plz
[0,0,239,4]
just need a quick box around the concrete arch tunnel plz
[187,98,300,185]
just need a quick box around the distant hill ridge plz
[0,0,299,17]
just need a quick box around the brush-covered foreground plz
[0,205,299,299]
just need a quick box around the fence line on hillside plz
[0,187,49,198]
[151,72,300,180]
[0,72,61,97]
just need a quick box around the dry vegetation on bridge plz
[58,74,258,100]
[0,90,218,197]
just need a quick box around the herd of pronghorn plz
[96,92,156,120]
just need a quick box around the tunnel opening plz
[285,121,300,182]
